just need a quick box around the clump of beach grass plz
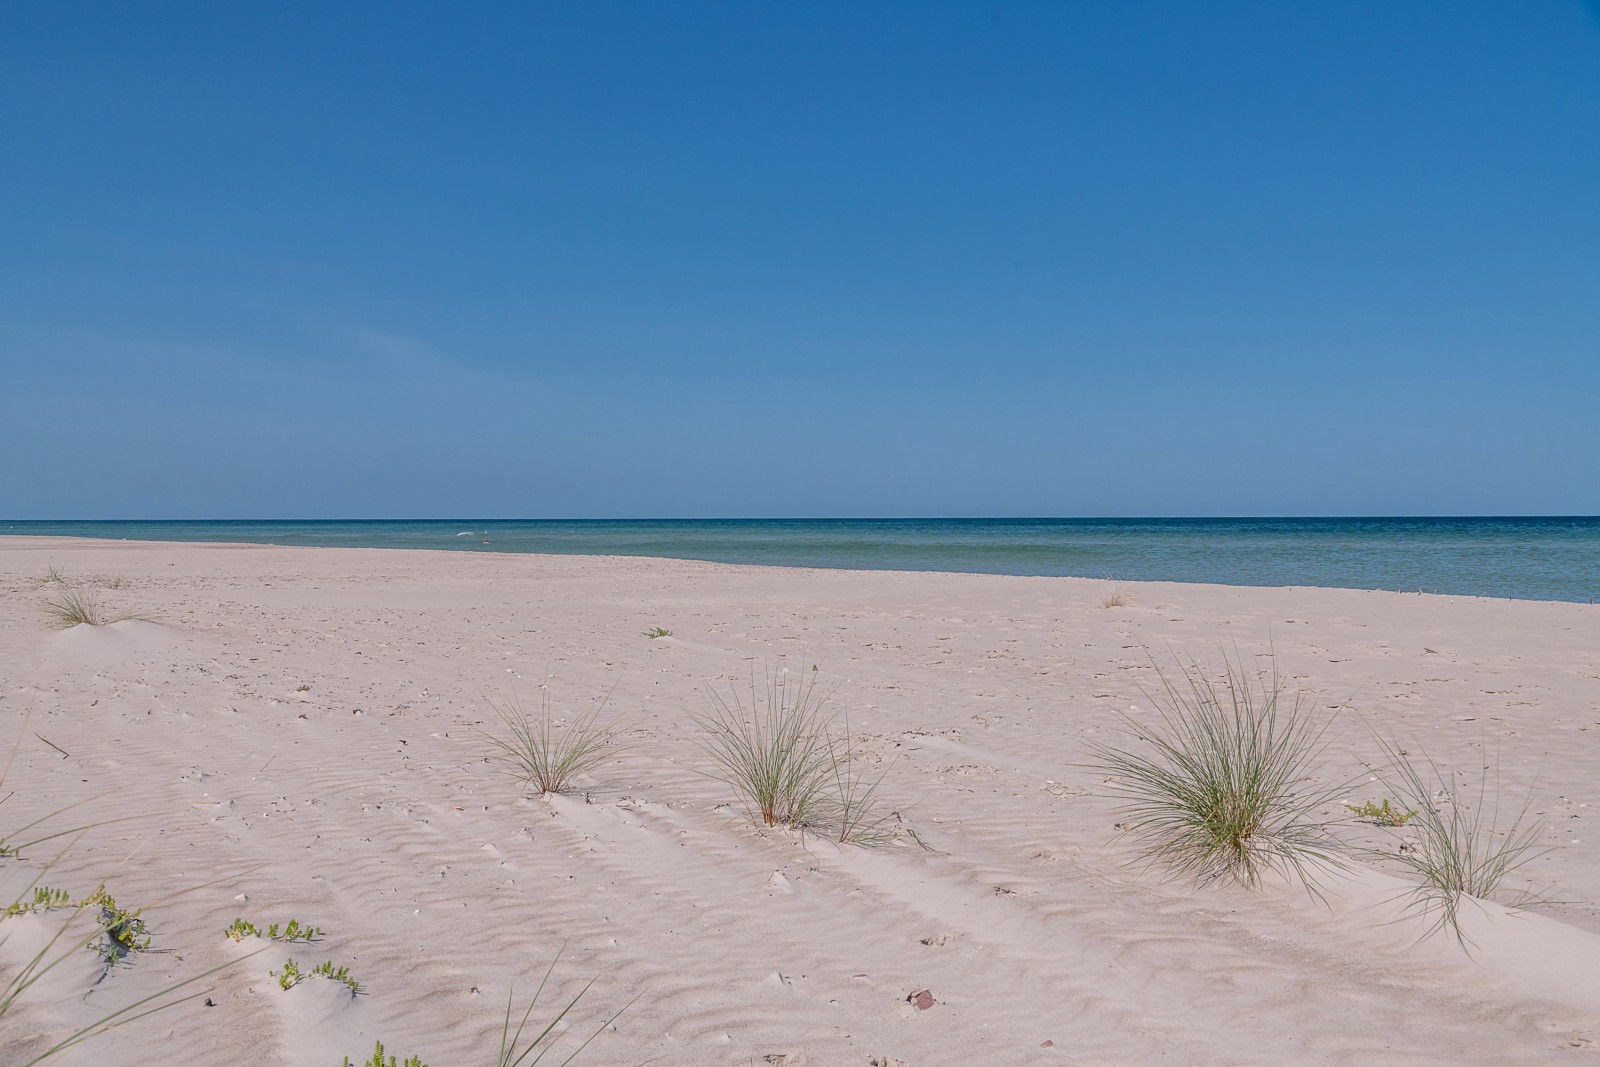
[32,566,65,585]
[1098,587,1132,609]
[41,584,138,630]
[43,586,105,628]
[1369,733,1550,945]
[1087,648,1345,891]
[696,664,893,842]
[696,664,834,829]
[642,626,671,639]
[480,683,619,796]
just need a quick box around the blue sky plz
[4,2,1597,518]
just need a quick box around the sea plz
[5,517,1597,604]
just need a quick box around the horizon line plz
[6,515,1598,524]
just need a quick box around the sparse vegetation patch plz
[343,1041,427,1067]
[226,916,321,942]
[1345,798,1416,826]
[273,958,360,993]
[4,886,72,916]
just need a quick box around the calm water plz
[4,518,1597,603]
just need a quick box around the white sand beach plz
[2,537,1597,1065]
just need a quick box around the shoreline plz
[2,537,1596,1063]
[6,533,1597,607]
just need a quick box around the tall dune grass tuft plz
[697,665,892,842]
[1369,733,1549,945]
[1087,649,1345,891]
[695,665,834,829]
[42,585,106,628]
[40,584,139,630]
[1098,587,1132,609]
[481,684,619,796]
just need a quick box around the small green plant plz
[4,884,154,963]
[5,886,72,916]
[272,959,301,990]
[225,917,259,941]
[343,1040,427,1067]
[311,959,361,994]
[95,575,128,590]
[34,566,65,585]
[642,626,671,638]
[275,958,360,994]
[1370,734,1551,945]
[1345,798,1416,827]
[82,887,152,963]
[270,918,319,942]
[226,917,320,942]
[695,663,836,830]
[12,885,158,964]
[480,683,619,796]
[1086,648,1346,891]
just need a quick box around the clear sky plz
[4,2,1597,518]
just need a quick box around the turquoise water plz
[4,518,1597,603]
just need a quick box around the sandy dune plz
[1,536,1597,1065]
